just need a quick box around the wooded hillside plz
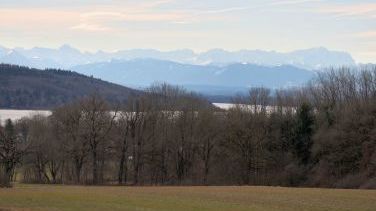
[0,64,140,109]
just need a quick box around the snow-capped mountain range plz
[0,45,359,96]
[72,59,316,95]
[0,45,356,70]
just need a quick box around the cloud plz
[270,0,323,6]
[71,23,110,32]
[196,6,252,15]
[69,1,190,31]
[318,3,376,19]
[0,0,327,32]
[355,31,376,38]
[139,0,175,9]
[192,0,323,16]
[71,10,188,31]
[79,10,185,22]
[0,8,77,25]
[0,1,180,32]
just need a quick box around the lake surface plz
[0,103,264,124]
[0,109,51,123]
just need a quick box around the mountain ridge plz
[0,45,356,70]
[71,58,316,95]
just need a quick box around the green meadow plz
[0,185,375,211]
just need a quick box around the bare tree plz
[195,108,222,184]
[80,95,117,185]
[53,102,88,184]
[0,119,25,187]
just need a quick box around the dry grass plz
[0,184,375,211]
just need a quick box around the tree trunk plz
[74,156,83,184]
[92,150,98,185]
[118,146,127,184]
[1,166,13,188]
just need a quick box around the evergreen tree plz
[293,103,314,165]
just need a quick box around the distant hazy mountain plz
[0,64,140,109]
[0,45,354,96]
[196,47,356,69]
[113,49,197,64]
[287,47,356,70]
[0,46,8,57]
[72,59,316,95]
[0,45,356,70]
[0,50,33,67]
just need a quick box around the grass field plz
[0,184,375,211]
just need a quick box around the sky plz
[0,0,375,63]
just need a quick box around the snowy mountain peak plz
[59,44,81,54]
[0,45,357,70]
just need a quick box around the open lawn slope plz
[0,185,375,211]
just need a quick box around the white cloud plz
[196,6,252,15]
[139,0,175,9]
[79,10,186,22]
[71,23,110,32]
[69,1,190,31]
[270,0,323,6]
[318,3,376,19]
[355,31,376,38]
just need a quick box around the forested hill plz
[0,64,140,109]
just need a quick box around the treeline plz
[1,67,376,188]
